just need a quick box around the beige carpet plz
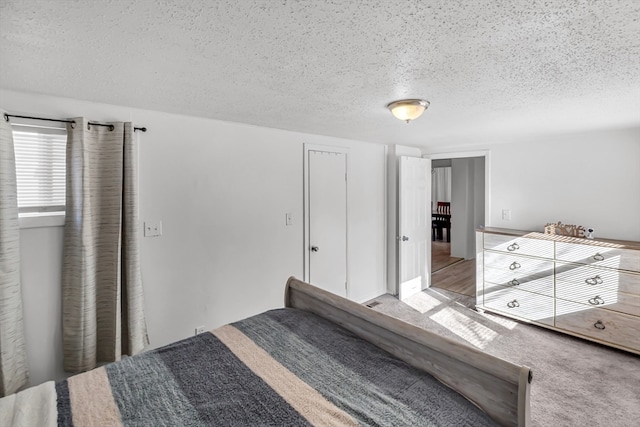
[364,288,640,427]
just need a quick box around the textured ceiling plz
[1,0,639,149]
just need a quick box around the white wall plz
[473,157,485,230]
[344,143,388,302]
[451,158,473,259]
[450,157,485,259]
[489,128,640,240]
[425,127,640,241]
[19,226,66,385]
[1,89,387,387]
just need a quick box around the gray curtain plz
[62,118,149,373]
[0,117,29,396]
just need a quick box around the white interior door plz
[307,150,347,297]
[398,156,432,300]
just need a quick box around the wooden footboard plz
[285,277,531,427]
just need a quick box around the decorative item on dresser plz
[543,221,587,238]
[476,227,640,354]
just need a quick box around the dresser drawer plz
[483,286,554,326]
[556,284,640,316]
[556,262,640,296]
[556,242,640,273]
[555,299,640,352]
[484,252,554,273]
[483,233,554,259]
[484,251,553,297]
[483,253,554,297]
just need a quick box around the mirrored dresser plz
[476,227,640,354]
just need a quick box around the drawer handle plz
[506,299,520,308]
[588,295,605,305]
[592,253,605,261]
[508,278,520,286]
[585,275,603,286]
[507,243,520,252]
[593,320,605,330]
[509,261,521,270]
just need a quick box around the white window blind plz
[11,124,67,215]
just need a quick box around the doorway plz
[428,151,489,297]
[304,145,348,297]
[431,161,461,273]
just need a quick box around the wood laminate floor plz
[431,240,475,297]
[431,259,476,297]
[431,240,463,272]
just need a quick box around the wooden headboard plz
[285,276,531,427]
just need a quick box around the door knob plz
[401,236,409,241]
[311,246,319,252]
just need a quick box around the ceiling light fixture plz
[387,99,430,123]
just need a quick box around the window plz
[11,124,67,227]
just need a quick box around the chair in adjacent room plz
[436,201,450,215]
[433,202,451,242]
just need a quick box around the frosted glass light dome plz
[387,99,430,123]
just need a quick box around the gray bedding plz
[1,308,498,426]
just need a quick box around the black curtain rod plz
[3,113,147,132]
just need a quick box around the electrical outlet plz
[195,325,206,335]
[502,209,511,221]
[285,212,293,226]
[144,220,162,237]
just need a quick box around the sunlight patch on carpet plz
[430,307,498,349]
[401,291,443,314]
[479,311,519,330]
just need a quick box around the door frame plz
[424,149,490,291]
[303,143,350,293]
[424,149,491,228]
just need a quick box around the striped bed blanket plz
[1,308,497,426]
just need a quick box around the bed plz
[1,277,532,426]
